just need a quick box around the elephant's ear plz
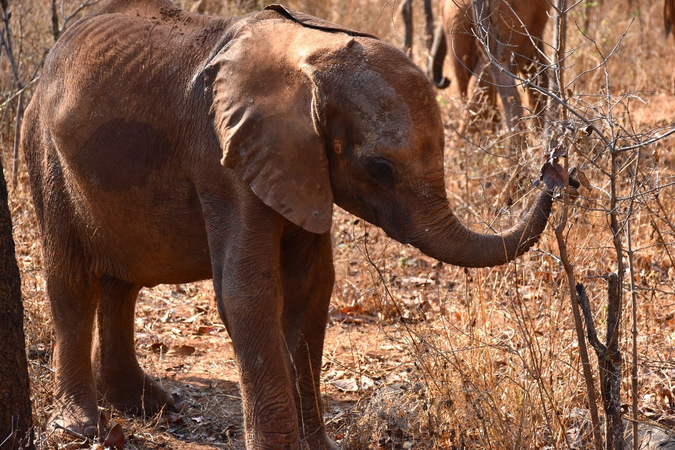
[205,36,333,234]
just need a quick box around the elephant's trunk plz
[429,24,450,89]
[409,188,553,268]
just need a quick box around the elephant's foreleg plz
[92,275,173,414]
[450,30,479,98]
[46,269,101,437]
[423,0,435,52]
[280,229,336,449]
[522,42,549,120]
[461,56,500,133]
[200,189,301,448]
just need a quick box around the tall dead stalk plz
[547,1,603,449]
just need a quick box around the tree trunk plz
[0,155,33,449]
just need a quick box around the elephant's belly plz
[75,186,214,286]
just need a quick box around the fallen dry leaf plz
[103,423,124,449]
[196,325,219,335]
[332,375,375,392]
[150,342,169,354]
[168,344,196,356]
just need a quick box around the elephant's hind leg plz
[27,119,103,437]
[460,58,500,134]
[521,43,549,121]
[93,275,174,414]
[46,268,101,437]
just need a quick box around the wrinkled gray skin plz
[21,1,555,448]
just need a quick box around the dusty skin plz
[20,0,561,448]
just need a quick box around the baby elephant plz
[21,0,560,447]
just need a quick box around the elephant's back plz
[44,2,233,85]
[37,2,235,167]
[96,0,183,17]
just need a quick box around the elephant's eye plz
[367,157,396,185]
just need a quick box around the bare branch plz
[1,1,22,87]
[51,0,58,42]
[626,168,641,450]
[575,283,605,357]
[60,0,102,33]
[616,126,675,153]
[51,0,102,41]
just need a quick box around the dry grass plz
[2,0,675,448]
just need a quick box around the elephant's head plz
[207,8,559,268]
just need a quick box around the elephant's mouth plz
[367,203,412,245]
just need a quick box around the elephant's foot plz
[326,436,340,450]
[301,433,340,450]
[50,401,101,438]
[296,416,339,449]
[97,372,174,415]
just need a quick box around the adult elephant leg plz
[485,53,524,132]
[467,63,499,127]
[522,43,549,120]
[423,0,435,51]
[279,228,336,449]
[450,31,478,99]
[461,55,499,133]
[93,275,173,414]
[200,186,300,448]
[46,268,101,437]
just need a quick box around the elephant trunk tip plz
[434,77,450,89]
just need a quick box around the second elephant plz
[429,0,551,127]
